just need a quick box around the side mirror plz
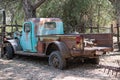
[14,31,22,38]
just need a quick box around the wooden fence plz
[0,24,22,47]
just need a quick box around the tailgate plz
[82,33,113,51]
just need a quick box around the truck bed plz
[37,33,113,58]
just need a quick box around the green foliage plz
[0,0,24,25]
[0,0,115,33]
[38,0,114,33]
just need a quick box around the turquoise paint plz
[31,22,37,52]
[56,22,64,34]
[15,18,64,53]
[20,21,37,52]
[20,22,33,52]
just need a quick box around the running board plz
[15,51,47,57]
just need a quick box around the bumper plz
[70,47,113,57]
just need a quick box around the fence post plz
[117,24,119,42]
[15,20,18,31]
[116,24,120,51]
[1,10,6,57]
[111,24,113,33]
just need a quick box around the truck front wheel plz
[3,43,14,59]
[49,51,66,69]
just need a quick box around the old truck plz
[1,18,113,69]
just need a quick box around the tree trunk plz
[109,0,120,25]
[22,0,36,21]
[22,0,46,21]
[116,0,120,25]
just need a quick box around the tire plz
[0,51,4,58]
[90,57,100,64]
[4,43,14,59]
[85,57,100,64]
[49,51,66,70]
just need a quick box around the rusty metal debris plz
[98,60,120,77]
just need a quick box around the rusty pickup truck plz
[1,18,113,69]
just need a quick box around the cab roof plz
[28,18,62,23]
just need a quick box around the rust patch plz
[34,25,38,35]
[37,38,44,53]
[82,33,113,47]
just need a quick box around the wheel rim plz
[52,55,60,68]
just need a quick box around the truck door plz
[21,22,33,52]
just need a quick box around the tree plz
[0,0,115,33]
[38,0,114,33]
[109,0,120,25]
[0,0,20,24]
[22,0,47,20]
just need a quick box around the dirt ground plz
[0,51,120,80]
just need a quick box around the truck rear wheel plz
[90,57,100,64]
[49,51,66,69]
[85,57,100,64]
[3,43,14,59]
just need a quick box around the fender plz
[46,41,71,58]
[4,39,20,53]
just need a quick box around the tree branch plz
[33,0,46,10]
[109,0,115,4]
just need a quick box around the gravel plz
[0,52,120,80]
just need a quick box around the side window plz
[44,22,56,29]
[24,23,31,32]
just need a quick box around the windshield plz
[44,22,56,29]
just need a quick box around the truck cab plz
[14,18,64,52]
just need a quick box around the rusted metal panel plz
[28,18,63,36]
[70,47,110,57]
[45,41,71,58]
[60,36,76,49]
[82,33,113,47]
[99,60,120,77]
[37,40,44,53]
[39,34,113,58]
[60,35,84,51]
